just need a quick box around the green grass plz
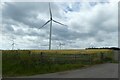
[3,62,109,77]
[2,50,114,77]
[0,52,2,77]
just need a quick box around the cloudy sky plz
[0,0,118,50]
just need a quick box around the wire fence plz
[2,50,114,65]
[39,52,113,64]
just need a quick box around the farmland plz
[31,49,113,54]
[2,49,114,77]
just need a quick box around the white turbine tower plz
[39,3,67,50]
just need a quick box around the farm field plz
[2,49,114,77]
[31,49,113,54]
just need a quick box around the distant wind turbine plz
[11,38,15,50]
[89,42,95,48]
[39,3,67,50]
[59,42,65,50]
[10,37,18,50]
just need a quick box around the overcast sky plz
[1,0,118,50]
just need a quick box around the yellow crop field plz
[31,49,113,54]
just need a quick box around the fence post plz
[89,54,92,64]
[100,52,104,63]
[40,52,44,64]
[74,54,76,63]
[28,50,31,55]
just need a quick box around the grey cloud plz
[2,2,61,29]
[95,37,104,42]
[1,2,118,49]
[52,25,94,41]
[2,24,14,34]
[15,28,26,36]
[89,10,117,34]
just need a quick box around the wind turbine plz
[39,3,67,50]
[11,38,18,50]
[59,42,65,50]
[11,38,15,50]
[89,42,95,48]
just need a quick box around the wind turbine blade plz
[49,3,52,19]
[53,20,67,26]
[39,20,51,29]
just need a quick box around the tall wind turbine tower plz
[39,3,67,50]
